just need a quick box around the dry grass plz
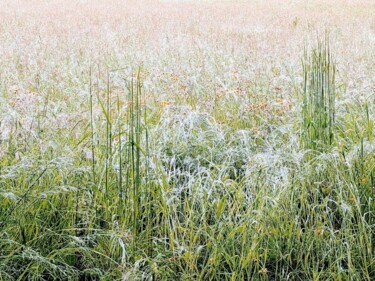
[0,0,374,280]
[1,1,374,116]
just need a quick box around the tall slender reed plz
[105,71,111,196]
[89,67,96,183]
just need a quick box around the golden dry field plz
[0,0,374,280]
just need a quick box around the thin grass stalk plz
[129,75,137,256]
[89,67,96,184]
[135,70,141,233]
[105,71,111,196]
[117,92,123,205]
[143,80,153,258]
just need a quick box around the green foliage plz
[301,37,336,151]
[1,61,374,281]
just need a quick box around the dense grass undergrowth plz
[1,39,374,281]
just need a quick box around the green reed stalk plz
[89,68,96,183]
[105,71,111,196]
[301,37,336,151]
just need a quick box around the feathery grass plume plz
[301,35,336,151]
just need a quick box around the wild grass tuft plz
[301,36,336,151]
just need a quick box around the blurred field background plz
[0,0,374,280]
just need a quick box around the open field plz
[0,0,374,280]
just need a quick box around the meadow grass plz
[0,0,374,280]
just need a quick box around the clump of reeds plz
[301,36,336,151]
